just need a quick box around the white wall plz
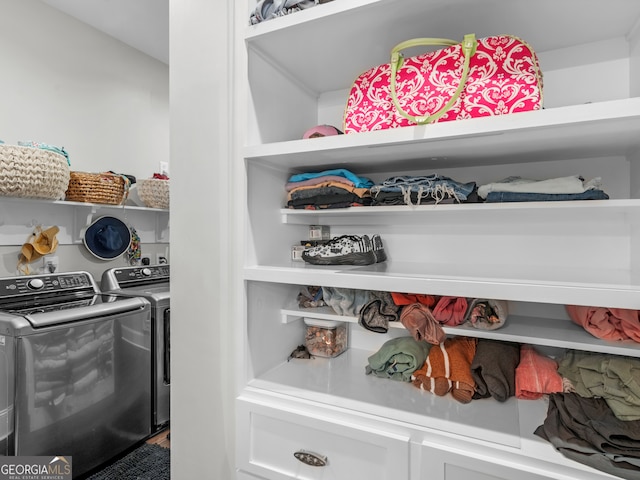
[0,0,169,181]
[0,0,170,281]
[170,0,236,478]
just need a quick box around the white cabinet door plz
[414,442,614,480]
[238,397,410,480]
[237,470,269,480]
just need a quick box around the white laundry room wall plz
[0,0,170,282]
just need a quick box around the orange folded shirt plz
[411,336,478,404]
[515,345,563,400]
[391,292,438,307]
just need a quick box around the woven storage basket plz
[65,171,127,205]
[138,178,170,208]
[0,144,70,200]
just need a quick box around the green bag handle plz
[390,34,478,125]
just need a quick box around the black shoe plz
[371,234,387,263]
[302,235,376,265]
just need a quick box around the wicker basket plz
[138,178,170,209]
[65,171,128,205]
[0,144,70,200]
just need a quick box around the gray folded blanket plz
[366,336,431,382]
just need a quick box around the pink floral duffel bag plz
[343,34,543,134]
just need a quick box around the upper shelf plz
[280,199,640,225]
[0,195,169,212]
[245,261,640,310]
[244,0,640,94]
[0,196,170,245]
[244,98,640,172]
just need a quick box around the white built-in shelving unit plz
[235,1,640,479]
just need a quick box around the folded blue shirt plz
[288,168,373,189]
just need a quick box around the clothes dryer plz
[101,265,170,432]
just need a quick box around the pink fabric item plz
[566,305,640,343]
[302,125,342,139]
[344,35,542,133]
[432,296,468,326]
[399,303,446,345]
[515,345,564,400]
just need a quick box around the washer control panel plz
[110,265,170,285]
[0,272,95,299]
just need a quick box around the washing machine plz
[0,271,152,478]
[101,265,170,433]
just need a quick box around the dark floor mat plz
[86,443,170,480]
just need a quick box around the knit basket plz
[65,171,128,205]
[0,144,70,200]
[138,178,170,209]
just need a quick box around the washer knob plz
[27,278,45,290]
[142,268,152,277]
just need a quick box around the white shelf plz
[245,0,640,95]
[282,305,640,358]
[0,195,168,212]
[0,196,169,245]
[245,98,640,172]
[249,347,524,448]
[245,262,640,310]
[248,348,618,476]
[280,199,640,225]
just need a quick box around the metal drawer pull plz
[293,450,327,467]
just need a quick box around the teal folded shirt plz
[288,168,374,189]
[366,336,431,382]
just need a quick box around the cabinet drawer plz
[237,470,269,480]
[413,441,613,480]
[238,398,409,480]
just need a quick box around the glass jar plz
[304,318,348,358]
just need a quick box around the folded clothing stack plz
[369,174,478,206]
[249,0,332,25]
[478,175,608,203]
[535,394,640,480]
[286,168,373,210]
[394,295,508,337]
